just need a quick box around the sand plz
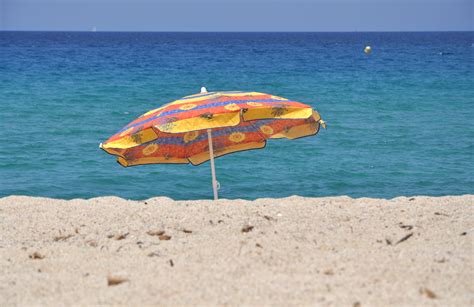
[0,195,472,306]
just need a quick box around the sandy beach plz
[0,195,472,306]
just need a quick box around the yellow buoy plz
[364,46,372,54]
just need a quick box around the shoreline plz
[2,193,473,202]
[1,195,472,306]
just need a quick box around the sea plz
[1,31,473,200]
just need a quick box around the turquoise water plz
[1,32,473,200]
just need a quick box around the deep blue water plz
[0,31,473,200]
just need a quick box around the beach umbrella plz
[100,87,326,200]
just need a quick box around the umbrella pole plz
[207,128,218,200]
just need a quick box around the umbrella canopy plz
[100,89,325,199]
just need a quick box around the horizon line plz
[1,30,473,33]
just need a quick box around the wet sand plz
[0,195,472,306]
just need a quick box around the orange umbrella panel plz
[104,116,322,167]
[103,92,315,145]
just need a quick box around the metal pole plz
[207,128,218,200]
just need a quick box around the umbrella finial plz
[201,87,208,93]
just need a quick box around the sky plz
[0,0,472,31]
